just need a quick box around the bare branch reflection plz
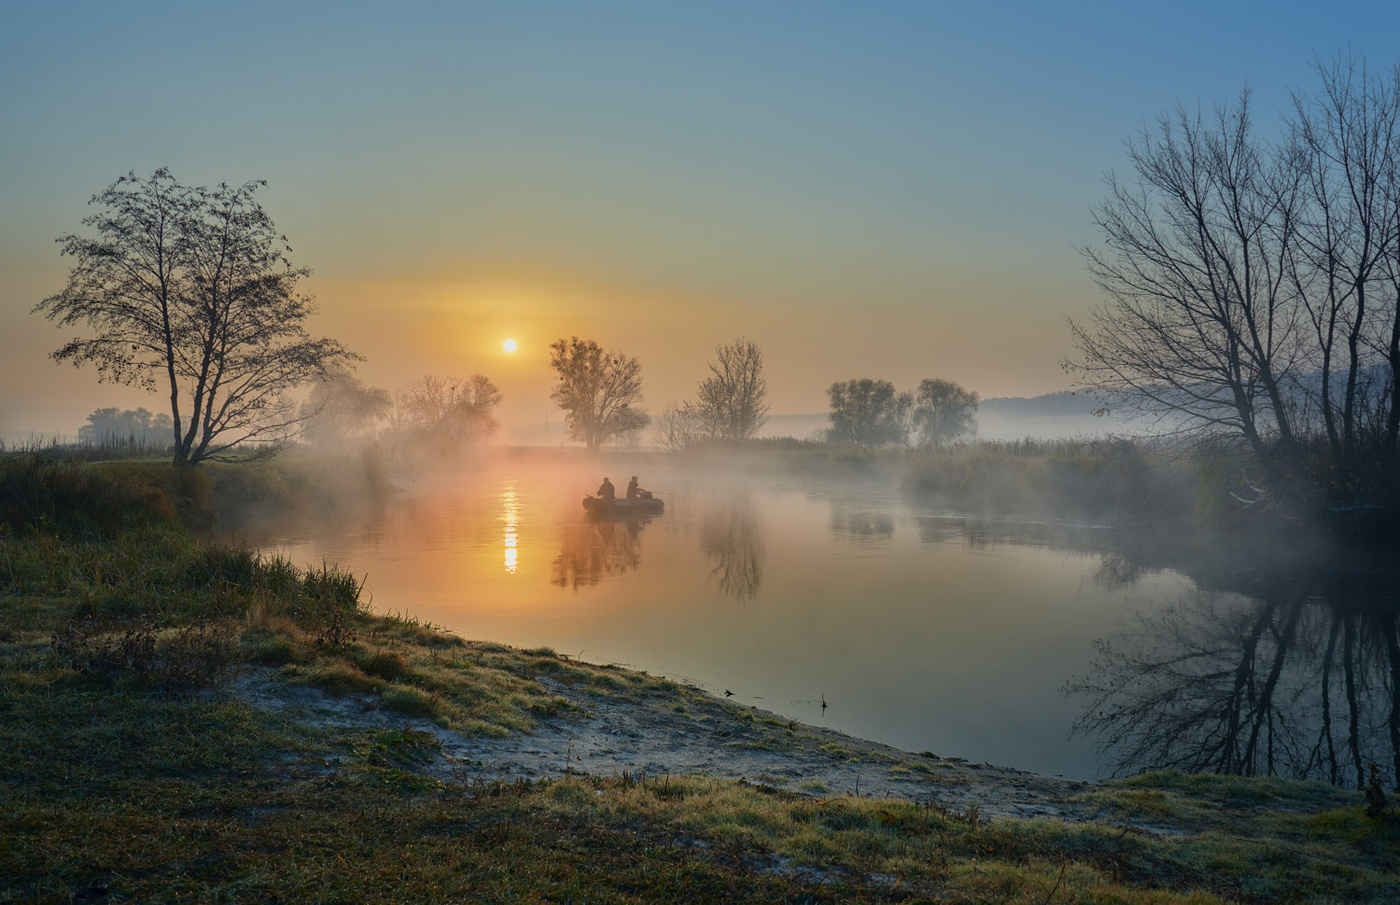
[551,514,651,591]
[1069,560,1400,789]
[700,492,765,600]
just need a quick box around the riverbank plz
[6,611,1393,903]
[3,454,1398,902]
[228,650,1097,823]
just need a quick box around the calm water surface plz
[245,453,1206,780]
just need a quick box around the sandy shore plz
[231,665,1103,823]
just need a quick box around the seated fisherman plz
[597,477,616,500]
[626,476,651,500]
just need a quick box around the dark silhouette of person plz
[626,476,644,499]
[597,477,616,500]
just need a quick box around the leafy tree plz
[34,169,356,466]
[549,337,649,449]
[299,369,392,446]
[395,374,501,446]
[78,407,173,447]
[692,338,769,442]
[825,379,911,447]
[910,379,978,447]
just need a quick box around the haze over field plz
[3,1,1396,442]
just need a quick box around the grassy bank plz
[2,455,1397,902]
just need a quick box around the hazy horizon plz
[4,2,1395,441]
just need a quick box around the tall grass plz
[901,438,1213,522]
[0,455,211,537]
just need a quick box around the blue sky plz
[3,1,1396,437]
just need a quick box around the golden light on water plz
[501,483,519,574]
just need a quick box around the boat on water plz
[582,495,664,516]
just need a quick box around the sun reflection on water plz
[501,482,519,574]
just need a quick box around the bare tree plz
[395,374,502,446]
[1070,57,1400,511]
[910,378,979,447]
[1289,54,1400,485]
[826,379,911,447]
[692,338,769,442]
[653,402,707,452]
[549,337,648,449]
[1069,91,1305,475]
[34,169,355,466]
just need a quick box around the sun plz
[502,338,517,353]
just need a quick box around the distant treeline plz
[78,407,173,450]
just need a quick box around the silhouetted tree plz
[693,338,769,442]
[34,169,356,466]
[826,379,911,446]
[549,337,649,449]
[395,374,501,447]
[299,369,392,446]
[910,378,979,447]
[1069,89,1303,473]
[1068,56,1400,511]
[1290,55,1400,491]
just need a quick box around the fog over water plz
[236,450,1219,780]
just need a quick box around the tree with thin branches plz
[1068,55,1400,510]
[692,338,769,443]
[35,169,356,466]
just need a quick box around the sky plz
[3,1,1397,442]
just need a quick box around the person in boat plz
[596,477,616,501]
[626,476,649,500]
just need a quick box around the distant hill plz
[976,391,1124,440]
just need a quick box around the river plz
[237,448,1399,784]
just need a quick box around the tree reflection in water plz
[1070,550,1400,790]
[700,492,764,601]
[550,514,651,591]
[829,506,895,537]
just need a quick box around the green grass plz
[2,454,1397,903]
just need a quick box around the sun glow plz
[503,338,517,353]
